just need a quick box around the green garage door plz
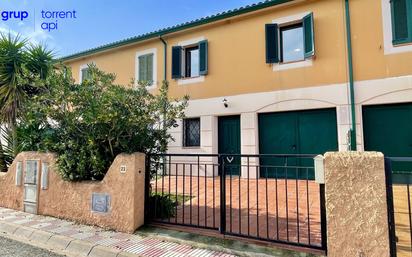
[258,108,338,179]
[363,103,412,175]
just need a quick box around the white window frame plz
[79,64,90,83]
[272,11,313,71]
[135,48,157,89]
[177,36,206,85]
[381,0,412,55]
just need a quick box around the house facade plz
[62,0,412,174]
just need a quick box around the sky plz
[0,0,259,57]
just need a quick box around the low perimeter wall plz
[324,151,390,257]
[0,151,145,233]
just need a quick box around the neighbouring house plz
[61,0,412,177]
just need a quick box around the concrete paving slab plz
[14,226,35,239]
[0,221,19,234]
[88,245,121,257]
[30,230,53,244]
[47,234,72,250]
[117,251,138,257]
[66,239,94,256]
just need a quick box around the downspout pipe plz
[159,36,167,80]
[345,0,357,151]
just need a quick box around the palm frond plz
[26,43,55,80]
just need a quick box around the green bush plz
[17,65,188,181]
[148,193,177,219]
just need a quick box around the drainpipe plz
[159,36,167,80]
[345,0,357,151]
[159,36,168,157]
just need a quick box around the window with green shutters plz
[172,40,208,79]
[138,53,154,84]
[391,0,412,45]
[265,12,315,64]
[81,67,90,82]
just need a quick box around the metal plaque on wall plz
[91,193,110,213]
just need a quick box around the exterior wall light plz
[223,98,228,108]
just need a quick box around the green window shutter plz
[138,55,147,82]
[390,0,412,44]
[198,40,208,75]
[81,68,90,82]
[172,46,182,79]
[146,53,153,83]
[265,24,279,63]
[303,12,315,58]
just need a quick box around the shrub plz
[17,65,188,181]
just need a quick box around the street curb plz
[89,245,121,257]
[0,221,19,234]
[47,234,73,250]
[66,239,95,256]
[0,220,139,257]
[30,229,53,244]
[14,226,36,239]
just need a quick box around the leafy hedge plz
[17,65,187,181]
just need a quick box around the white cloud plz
[0,22,55,48]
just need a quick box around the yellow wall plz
[66,0,412,101]
[65,0,349,100]
[350,0,412,81]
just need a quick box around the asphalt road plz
[0,235,65,257]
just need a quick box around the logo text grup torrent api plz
[0,9,77,32]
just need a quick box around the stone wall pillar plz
[324,151,390,257]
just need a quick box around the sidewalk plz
[0,207,237,257]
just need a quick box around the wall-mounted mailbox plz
[314,155,324,184]
[92,193,111,213]
[15,161,22,186]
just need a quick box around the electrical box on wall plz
[314,155,325,184]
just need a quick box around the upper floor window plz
[183,118,200,147]
[135,48,157,88]
[280,24,304,63]
[391,0,412,45]
[185,46,200,78]
[80,66,90,82]
[138,53,154,84]
[265,12,314,64]
[171,40,208,80]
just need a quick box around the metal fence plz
[145,154,327,252]
[386,157,412,257]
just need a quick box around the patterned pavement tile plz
[84,234,105,243]
[170,244,193,254]
[157,241,180,250]
[111,232,132,240]
[0,207,238,257]
[30,222,52,229]
[140,238,163,246]
[96,237,121,247]
[49,226,73,234]
[110,240,136,251]
[59,229,81,236]
[71,232,96,240]
[13,219,33,224]
[141,247,166,257]
[124,243,151,254]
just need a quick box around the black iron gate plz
[385,157,412,257]
[145,153,327,252]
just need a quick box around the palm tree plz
[0,33,54,171]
